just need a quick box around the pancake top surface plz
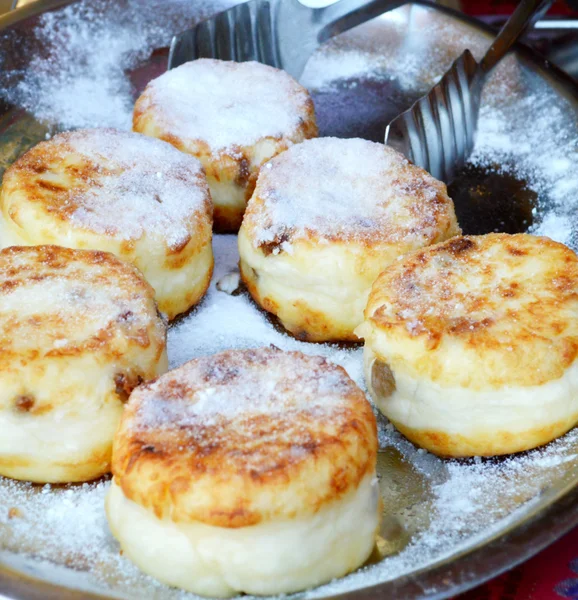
[134,59,315,152]
[365,233,578,389]
[242,137,459,251]
[1,128,211,250]
[0,245,165,361]
[113,346,377,527]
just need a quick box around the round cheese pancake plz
[238,137,460,342]
[107,347,378,597]
[357,233,578,457]
[0,245,167,483]
[0,128,213,320]
[133,59,317,232]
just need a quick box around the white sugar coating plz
[168,235,366,387]
[0,246,158,354]
[138,59,313,153]
[470,81,578,248]
[12,129,210,249]
[1,0,576,254]
[132,348,354,433]
[247,137,451,247]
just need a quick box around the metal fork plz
[385,0,553,183]
[168,0,405,80]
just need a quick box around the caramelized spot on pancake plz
[14,395,35,413]
[446,237,475,255]
[115,373,144,403]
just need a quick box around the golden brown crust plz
[0,245,165,366]
[237,138,459,342]
[240,260,360,342]
[0,244,168,483]
[0,129,214,320]
[1,128,212,250]
[364,233,578,389]
[392,416,578,458]
[112,347,377,527]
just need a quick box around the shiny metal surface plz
[386,0,552,181]
[168,0,405,78]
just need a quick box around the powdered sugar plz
[141,348,350,422]
[246,137,452,248]
[168,235,366,387]
[10,129,210,249]
[0,0,238,131]
[136,59,312,153]
[470,81,578,248]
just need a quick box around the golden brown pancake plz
[239,137,460,342]
[107,347,379,597]
[358,233,578,457]
[0,245,167,483]
[133,59,317,232]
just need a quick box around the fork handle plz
[309,0,406,43]
[480,0,553,74]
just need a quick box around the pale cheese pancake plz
[133,59,317,232]
[0,245,167,483]
[239,137,460,342]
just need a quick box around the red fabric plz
[458,527,578,599]
[459,1,576,17]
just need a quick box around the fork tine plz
[196,18,218,59]
[256,1,280,68]
[169,28,198,69]
[435,78,456,182]
[408,106,429,172]
[234,3,257,62]
[438,73,458,179]
[420,92,443,180]
[214,9,237,61]
[440,55,472,178]
[385,53,478,182]
[455,60,472,171]
[461,51,482,156]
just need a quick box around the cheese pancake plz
[358,233,578,457]
[0,245,167,483]
[107,347,379,597]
